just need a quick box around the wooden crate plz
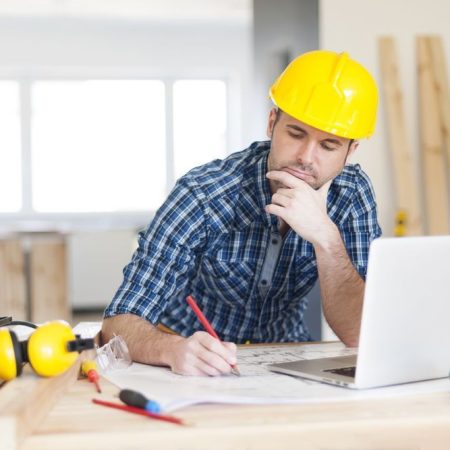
[30,237,71,324]
[0,239,27,320]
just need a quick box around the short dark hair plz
[272,107,283,127]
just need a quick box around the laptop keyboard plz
[324,366,356,378]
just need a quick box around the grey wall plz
[252,0,321,340]
[251,0,319,141]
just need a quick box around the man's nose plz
[297,140,316,164]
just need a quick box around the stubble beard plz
[272,161,321,190]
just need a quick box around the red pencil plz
[186,295,240,376]
[92,398,187,426]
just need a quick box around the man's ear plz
[346,141,359,163]
[266,108,278,138]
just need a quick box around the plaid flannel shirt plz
[104,141,382,343]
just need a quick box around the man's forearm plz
[101,314,183,367]
[314,224,365,347]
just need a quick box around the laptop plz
[268,236,450,389]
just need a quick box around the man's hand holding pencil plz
[164,296,239,377]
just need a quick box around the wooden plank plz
[0,239,27,320]
[30,237,71,324]
[21,418,450,450]
[428,36,450,187]
[417,36,450,234]
[0,355,82,450]
[378,36,423,235]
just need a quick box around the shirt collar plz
[232,141,277,230]
[253,141,278,228]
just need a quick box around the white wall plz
[320,0,450,236]
[320,0,450,340]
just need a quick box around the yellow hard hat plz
[269,50,378,139]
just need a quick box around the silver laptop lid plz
[355,236,450,388]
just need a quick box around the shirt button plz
[271,239,279,245]
[261,279,268,286]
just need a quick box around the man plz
[102,50,381,377]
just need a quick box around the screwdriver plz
[119,388,161,414]
[81,360,102,393]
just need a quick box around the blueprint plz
[236,342,356,376]
[99,341,450,412]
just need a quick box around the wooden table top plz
[17,363,450,450]
[1,339,449,450]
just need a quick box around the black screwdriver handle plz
[119,389,148,409]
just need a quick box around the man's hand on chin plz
[265,170,337,245]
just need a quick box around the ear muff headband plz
[0,321,94,381]
[10,331,23,376]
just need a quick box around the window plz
[0,81,21,212]
[31,80,166,212]
[0,77,228,222]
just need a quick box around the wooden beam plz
[378,36,423,235]
[428,36,450,185]
[417,36,450,234]
[0,354,84,450]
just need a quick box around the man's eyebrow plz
[286,124,343,146]
[322,138,343,146]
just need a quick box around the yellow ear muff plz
[0,329,23,381]
[27,321,79,377]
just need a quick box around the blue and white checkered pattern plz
[104,141,382,343]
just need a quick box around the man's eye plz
[321,143,337,151]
